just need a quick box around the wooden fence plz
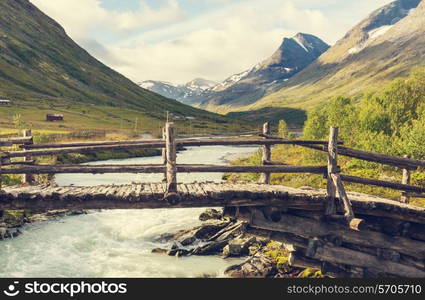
[1,122,425,212]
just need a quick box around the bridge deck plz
[1,183,424,223]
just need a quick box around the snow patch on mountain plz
[293,36,309,52]
[368,25,394,39]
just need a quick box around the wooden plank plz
[0,137,33,146]
[340,174,425,194]
[325,127,338,216]
[407,193,425,199]
[302,144,425,170]
[313,243,425,278]
[8,138,348,158]
[22,129,34,185]
[165,122,177,194]
[162,127,167,182]
[21,139,162,149]
[260,122,271,184]
[1,164,328,175]
[250,211,425,259]
[331,173,354,220]
[401,155,411,204]
[176,165,327,174]
[2,164,166,174]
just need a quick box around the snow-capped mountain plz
[139,78,217,105]
[141,33,329,109]
[198,33,330,109]
[248,0,425,110]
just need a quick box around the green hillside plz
[0,0,248,134]
[239,0,425,114]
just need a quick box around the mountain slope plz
[139,78,217,105]
[198,33,329,112]
[0,0,236,132]
[249,0,424,110]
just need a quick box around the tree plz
[303,108,327,139]
[278,119,289,139]
[13,113,23,129]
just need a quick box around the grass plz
[0,100,253,137]
[225,144,425,207]
[0,0,254,137]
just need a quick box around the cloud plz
[30,0,394,84]
[106,0,333,83]
[31,0,185,37]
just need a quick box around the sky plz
[30,0,394,85]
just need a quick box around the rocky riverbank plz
[0,209,87,241]
[151,208,321,278]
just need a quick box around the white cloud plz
[30,0,394,84]
[31,0,185,38]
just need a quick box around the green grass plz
[0,100,252,136]
[0,0,253,136]
[225,144,425,207]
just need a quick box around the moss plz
[298,268,324,278]
[264,241,291,272]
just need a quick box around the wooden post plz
[0,157,2,191]
[22,129,34,185]
[401,155,411,203]
[325,127,338,215]
[326,127,354,220]
[162,126,167,183]
[260,122,271,184]
[165,122,177,195]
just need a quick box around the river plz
[0,145,258,278]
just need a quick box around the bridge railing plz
[258,124,425,204]
[1,122,425,218]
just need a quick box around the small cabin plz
[0,99,11,106]
[46,114,64,122]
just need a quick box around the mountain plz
[0,0,235,132]
[139,78,217,105]
[248,0,424,111]
[198,33,330,111]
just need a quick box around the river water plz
[0,145,258,278]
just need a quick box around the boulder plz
[192,240,229,256]
[225,253,277,278]
[151,248,168,254]
[194,219,231,240]
[199,209,222,221]
[167,248,191,257]
[222,236,257,257]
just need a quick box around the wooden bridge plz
[1,122,425,277]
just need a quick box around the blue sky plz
[31,0,394,84]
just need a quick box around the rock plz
[194,219,231,240]
[178,234,196,246]
[167,248,191,257]
[175,249,191,257]
[222,236,257,257]
[225,253,277,278]
[248,243,262,256]
[153,232,177,243]
[151,248,168,254]
[0,227,7,239]
[199,209,222,221]
[167,249,178,256]
[172,228,199,246]
[192,240,229,256]
[67,210,87,216]
[209,221,247,242]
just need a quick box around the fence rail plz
[1,122,425,213]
